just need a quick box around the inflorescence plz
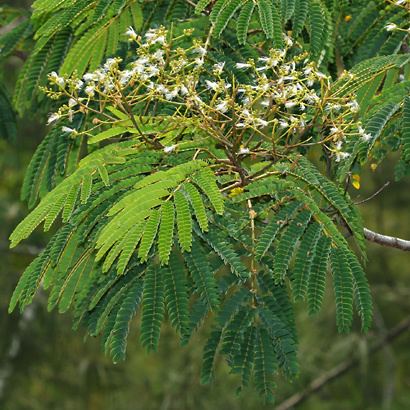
[42,27,371,164]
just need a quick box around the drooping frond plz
[140,265,165,351]
[184,238,219,310]
[253,327,277,403]
[0,84,17,140]
[306,235,331,315]
[164,251,190,339]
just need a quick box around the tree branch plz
[276,316,410,410]
[364,228,410,251]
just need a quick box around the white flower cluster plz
[42,27,367,163]
[384,0,410,34]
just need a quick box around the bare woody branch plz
[364,228,410,251]
[276,316,410,410]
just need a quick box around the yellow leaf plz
[344,15,352,22]
[228,187,244,197]
[352,180,360,190]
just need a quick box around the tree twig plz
[364,228,410,251]
[276,316,410,410]
[355,181,390,205]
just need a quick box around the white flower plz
[75,80,84,90]
[179,85,189,96]
[68,110,74,123]
[330,127,341,135]
[145,29,166,44]
[284,35,293,47]
[154,84,168,95]
[125,26,137,40]
[47,113,60,125]
[163,145,176,153]
[61,126,77,135]
[316,71,328,80]
[213,62,225,74]
[193,46,207,57]
[103,58,118,71]
[165,89,179,100]
[395,0,406,5]
[358,126,372,141]
[347,100,359,113]
[305,92,320,104]
[153,35,165,44]
[235,122,246,128]
[285,101,297,109]
[335,151,351,162]
[83,73,95,82]
[103,79,115,92]
[261,99,270,107]
[256,118,268,128]
[145,65,160,77]
[304,67,313,76]
[361,133,372,142]
[189,95,203,106]
[325,103,341,112]
[235,63,252,69]
[385,23,398,32]
[152,49,165,61]
[94,70,107,82]
[145,29,157,40]
[68,98,77,108]
[49,71,65,87]
[194,58,204,67]
[215,100,228,113]
[279,120,289,128]
[238,147,250,155]
[205,80,218,91]
[85,85,95,97]
[119,70,133,85]
[335,152,350,162]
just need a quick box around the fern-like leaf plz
[109,277,143,363]
[200,328,222,384]
[236,1,255,45]
[184,239,219,310]
[140,266,165,352]
[292,222,322,300]
[330,247,354,333]
[254,327,276,403]
[158,201,175,265]
[164,252,190,338]
[273,210,311,282]
[307,235,331,315]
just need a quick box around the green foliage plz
[0,84,17,140]
[3,0,408,403]
[140,265,165,351]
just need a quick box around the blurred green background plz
[1,1,410,409]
